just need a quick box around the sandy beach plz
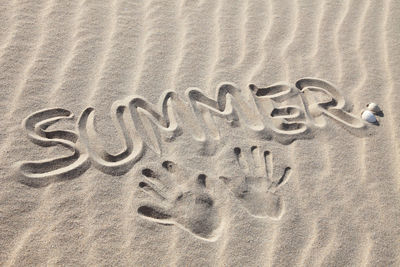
[0,0,400,266]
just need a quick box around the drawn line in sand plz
[220,146,291,219]
[137,160,222,241]
[17,78,372,186]
[16,108,90,187]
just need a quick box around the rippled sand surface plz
[0,1,399,266]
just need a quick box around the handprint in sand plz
[137,160,221,241]
[219,146,291,219]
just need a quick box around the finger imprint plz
[139,181,166,200]
[234,147,248,171]
[251,146,265,176]
[141,168,163,188]
[276,167,291,188]
[263,150,273,180]
[162,160,177,173]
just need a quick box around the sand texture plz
[1,0,400,266]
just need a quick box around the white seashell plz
[361,110,377,123]
[366,102,381,114]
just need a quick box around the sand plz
[1,0,400,266]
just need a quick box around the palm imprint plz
[137,160,221,241]
[219,146,291,219]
